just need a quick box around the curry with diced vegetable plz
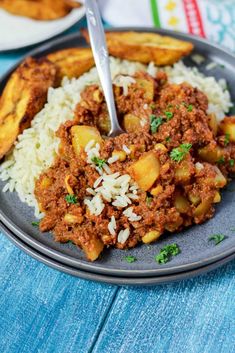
[35,71,235,261]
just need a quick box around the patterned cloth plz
[99,0,235,52]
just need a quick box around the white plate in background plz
[0,0,85,51]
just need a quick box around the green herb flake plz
[187,104,193,112]
[124,255,136,263]
[67,240,74,245]
[146,196,153,206]
[220,64,225,69]
[167,104,173,109]
[224,133,230,146]
[91,156,106,169]
[150,115,163,134]
[150,103,156,109]
[217,156,225,165]
[165,136,171,142]
[65,194,78,204]
[230,227,235,232]
[170,143,192,163]
[164,111,174,120]
[32,221,40,227]
[155,243,180,264]
[229,159,235,167]
[209,234,225,245]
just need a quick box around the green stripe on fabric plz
[150,0,161,27]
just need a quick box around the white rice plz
[123,207,142,222]
[191,54,205,65]
[117,228,130,244]
[84,171,139,216]
[113,75,136,96]
[122,145,131,154]
[0,57,232,217]
[108,215,117,236]
[108,155,119,164]
[206,62,218,71]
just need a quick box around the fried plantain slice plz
[0,0,81,21]
[82,30,194,66]
[0,57,57,159]
[47,48,95,81]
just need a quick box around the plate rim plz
[0,7,85,52]
[1,27,235,278]
[1,221,235,286]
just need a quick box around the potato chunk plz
[198,145,223,163]
[193,199,212,217]
[128,151,160,191]
[219,116,235,142]
[79,234,104,261]
[208,113,218,136]
[71,125,102,156]
[47,48,94,82]
[175,160,192,184]
[0,57,57,159]
[142,230,161,244]
[123,114,141,133]
[213,167,227,188]
[135,78,154,100]
[174,194,190,213]
[0,0,81,21]
[82,30,193,66]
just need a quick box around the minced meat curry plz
[35,71,235,261]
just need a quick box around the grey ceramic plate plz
[1,221,235,285]
[0,28,235,278]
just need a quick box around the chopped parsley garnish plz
[220,64,225,69]
[150,103,156,109]
[170,143,192,163]
[150,115,163,133]
[165,136,171,142]
[209,234,225,245]
[167,104,173,109]
[182,102,193,112]
[65,194,78,204]
[91,156,106,169]
[224,133,230,146]
[67,240,74,245]
[229,159,235,167]
[155,243,180,264]
[187,104,193,112]
[124,255,136,263]
[32,221,40,227]
[164,111,173,120]
[230,227,235,231]
[217,156,225,165]
[146,196,153,206]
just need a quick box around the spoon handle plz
[85,0,123,136]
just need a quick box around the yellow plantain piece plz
[82,30,193,66]
[0,0,81,21]
[0,57,57,159]
[47,48,95,82]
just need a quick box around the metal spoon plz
[85,0,124,137]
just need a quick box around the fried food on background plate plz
[47,48,95,82]
[81,30,194,66]
[0,58,57,159]
[0,0,81,21]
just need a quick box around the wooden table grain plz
[0,20,235,353]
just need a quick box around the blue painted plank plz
[0,234,118,353]
[92,261,235,353]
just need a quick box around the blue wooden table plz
[0,19,235,353]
